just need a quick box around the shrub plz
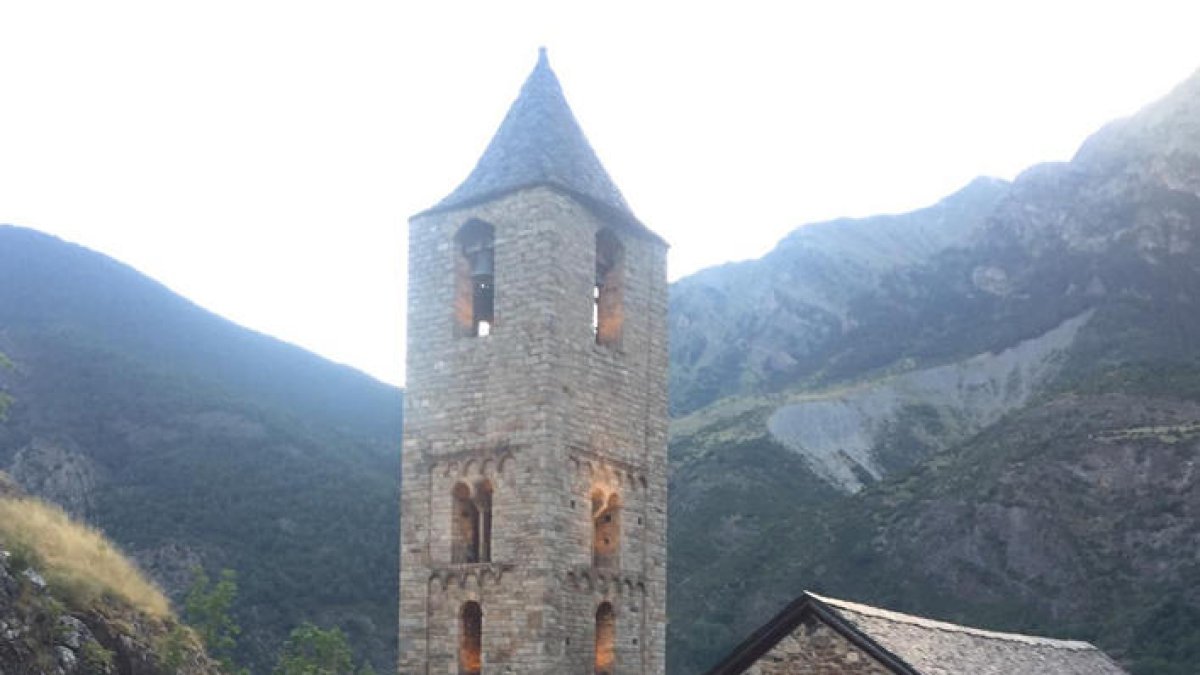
[155,624,196,671]
[80,640,115,673]
[273,622,365,675]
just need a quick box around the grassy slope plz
[0,491,170,618]
[0,480,217,674]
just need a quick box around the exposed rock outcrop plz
[766,311,1091,490]
[9,437,103,519]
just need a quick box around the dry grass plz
[0,495,170,618]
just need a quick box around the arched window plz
[476,480,493,563]
[452,483,480,563]
[451,481,493,564]
[455,220,495,337]
[594,229,624,346]
[594,602,615,675]
[592,491,620,569]
[459,601,482,675]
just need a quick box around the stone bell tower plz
[399,49,668,674]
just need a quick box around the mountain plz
[666,68,1200,674]
[0,227,402,672]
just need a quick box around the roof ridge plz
[809,593,1099,651]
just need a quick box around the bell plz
[462,239,494,280]
[469,250,493,280]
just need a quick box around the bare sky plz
[2,1,1198,386]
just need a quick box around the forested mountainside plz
[0,227,402,672]
[667,68,1200,674]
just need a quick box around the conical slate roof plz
[421,49,654,237]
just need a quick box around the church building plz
[705,591,1127,675]
[399,49,669,674]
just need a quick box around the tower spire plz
[422,49,655,236]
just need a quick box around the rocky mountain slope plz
[666,67,1200,674]
[669,175,1010,416]
[0,228,402,671]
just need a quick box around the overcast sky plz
[2,1,1199,386]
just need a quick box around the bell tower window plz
[594,229,624,346]
[459,601,483,675]
[451,481,493,564]
[452,483,480,563]
[594,602,615,675]
[455,220,495,337]
[592,490,621,569]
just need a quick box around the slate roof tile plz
[815,593,1128,675]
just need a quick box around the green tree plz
[184,567,245,674]
[273,622,375,675]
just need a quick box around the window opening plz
[592,491,620,569]
[594,230,624,345]
[455,220,495,337]
[452,483,480,563]
[459,601,482,675]
[595,602,615,675]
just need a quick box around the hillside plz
[0,228,403,671]
[667,68,1200,674]
[0,474,219,674]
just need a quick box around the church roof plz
[704,591,1127,675]
[419,49,657,239]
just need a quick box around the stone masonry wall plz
[742,615,893,675]
[401,186,668,674]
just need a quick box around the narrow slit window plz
[459,601,482,675]
[455,220,495,337]
[476,480,493,563]
[594,229,624,346]
[595,602,615,675]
